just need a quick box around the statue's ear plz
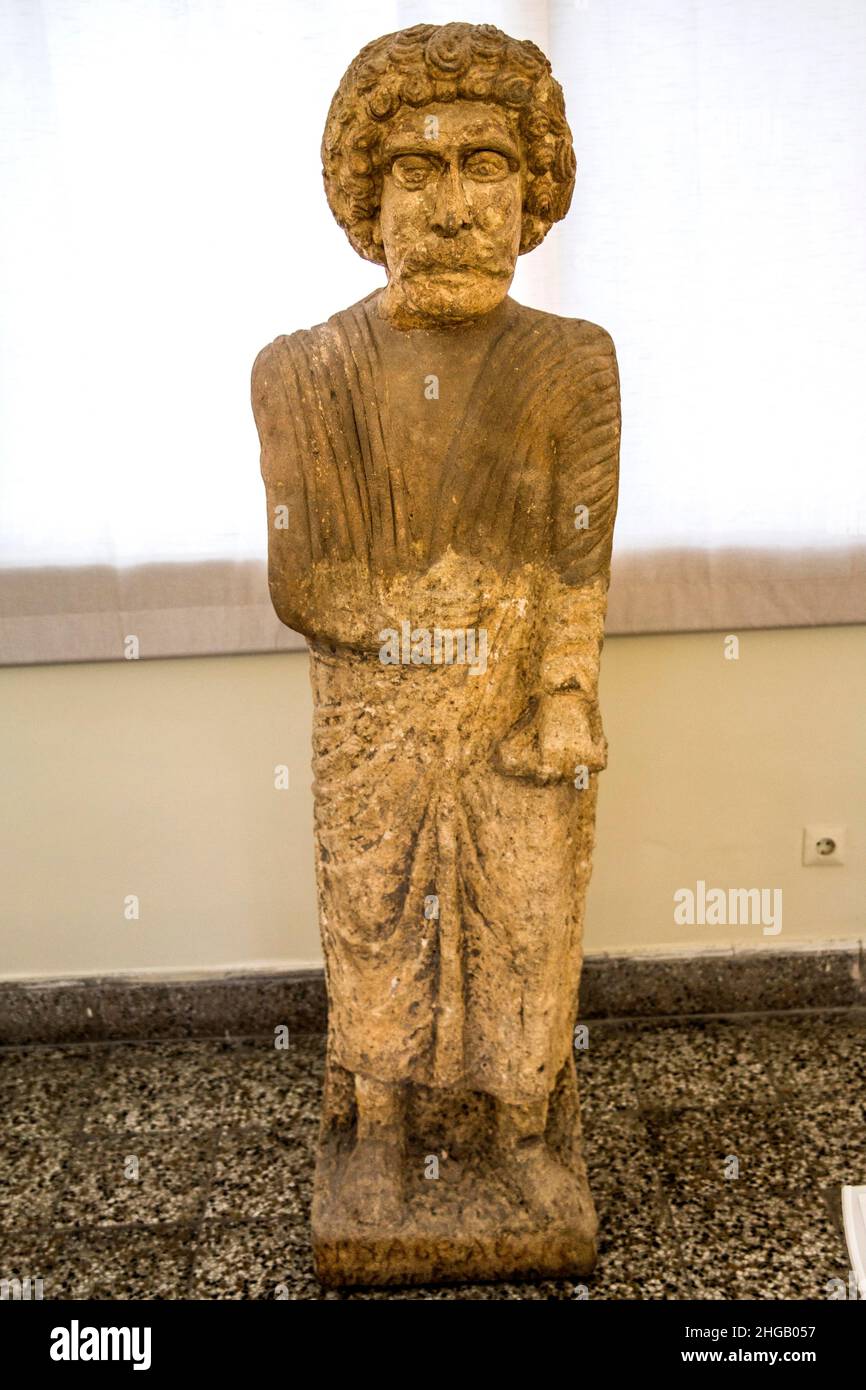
[347,220,387,268]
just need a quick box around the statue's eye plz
[391,155,435,189]
[463,150,511,181]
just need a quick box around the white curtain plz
[2,0,864,663]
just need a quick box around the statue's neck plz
[374,284,514,335]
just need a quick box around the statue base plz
[311,1055,598,1289]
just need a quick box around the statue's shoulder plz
[252,294,376,395]
[251,310,348,417]
[251,335,286,423]
[509,305,619,469]
[251,319,326,375]
[510,300,616,362]
[251,332,298,410]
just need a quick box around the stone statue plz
[252,21,620,1288]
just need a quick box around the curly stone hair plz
[321,22,577,265]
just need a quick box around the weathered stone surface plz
[252,21,621,1287]
[312,1054,597,1286]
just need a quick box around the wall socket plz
[802,825,847,866]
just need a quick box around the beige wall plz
[1,626,863,982]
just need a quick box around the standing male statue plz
[253,21,620,1287]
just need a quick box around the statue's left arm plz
[495,322,621,784]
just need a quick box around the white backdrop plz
[1,0,864,660]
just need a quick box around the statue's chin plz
[399,269,511,326]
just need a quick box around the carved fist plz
[493,691,607,785]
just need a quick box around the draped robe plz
[252,291,620,1106]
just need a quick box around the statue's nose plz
[430,164,472,238]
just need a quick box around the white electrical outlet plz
[802,825,847,866]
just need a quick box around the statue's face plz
[379,101,524,327]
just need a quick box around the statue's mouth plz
[407,263,511,281]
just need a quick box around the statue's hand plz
[493,691,607,785]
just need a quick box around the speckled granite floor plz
[1,1010,862,1300]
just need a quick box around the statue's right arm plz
[251,338,312,635]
